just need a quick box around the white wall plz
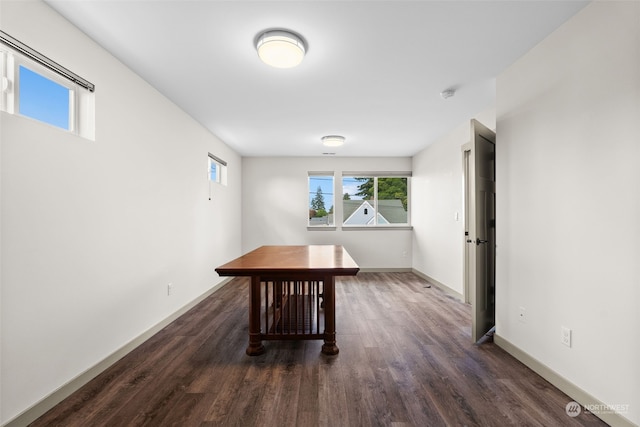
[412,109,495,296]
[242,157,413,270]
[0,1,242,424]
[496,2,639,425]
[3,0,638,425]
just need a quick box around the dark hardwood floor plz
[31,273,607,426]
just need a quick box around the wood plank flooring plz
[30,273,607,426]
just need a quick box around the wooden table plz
[215,245,359,356]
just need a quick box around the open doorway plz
[463,119,496,343]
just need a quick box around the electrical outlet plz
[518,306,526,323]
[167,283,173,296]
[561,326,572,347]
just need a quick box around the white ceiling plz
[46,0,588,157]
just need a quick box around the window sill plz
[306,225,413,231]
[307,226,337,231]
[342,225,413,231]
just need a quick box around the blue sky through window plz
[19,65,70,130]
[308,176,334,211]
[342,176,365,200]
[209,161,217,181]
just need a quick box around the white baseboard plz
[494,334,637,427]
[358,267,413,273]
[411,269,464,301]
[3,278,232,427]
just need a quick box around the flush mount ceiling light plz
[321,135,345,147]
[256,30,306,69]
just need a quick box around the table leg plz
[321,276,339,355]
[247,276,265,356]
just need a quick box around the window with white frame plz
[308,173,335,227]
[342,173,411,226]
[208,153,227,186]
[1,31,95,139]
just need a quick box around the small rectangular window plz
[343,174,410,226]
[308,173,334,227]
[19,65,71,130]
[209,159,218,182]
[208,153,227,186]
[1,31,95,139]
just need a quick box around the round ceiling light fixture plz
[256,29,306,69]
[321,135,345,147]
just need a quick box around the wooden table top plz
[215,245,360,277]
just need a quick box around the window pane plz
[208,156,228,186]
[377,177,408,224]
[308,175,334,226]
[342,176,375,225]
[343,176,409,225]
[209,158,218,182]
[19,65,70,130]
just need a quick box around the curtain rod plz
[208,153,227,166]
[0,30,95,92]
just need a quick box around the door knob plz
[476,238,489,245]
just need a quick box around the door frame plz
[463,119,496,343]
[462,142,472,305]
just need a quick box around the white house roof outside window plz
[343,200,407,225]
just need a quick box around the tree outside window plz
[308,174,334,226]
[343,176,409,226]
